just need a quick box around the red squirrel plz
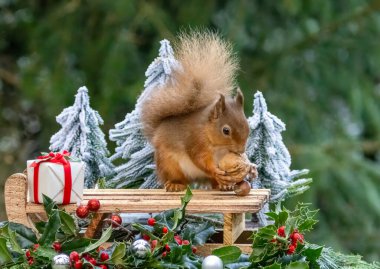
[140,32,251,191]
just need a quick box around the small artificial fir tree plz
[246,91,312,224]
[49,86,115,188]
[108,39,179,188]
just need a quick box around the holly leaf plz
[38,210,61,245]
[61,238,93,253]
[298,219,318,232]
[35,221,46,235]
[181,186,193,205]
[278,211,289,226]
[266,212,279,223]
[303,245,323,262]
[59,210,77,236]
[263,263,282,269]
[35,246,56,259]
[82,226,112,254]
[212,246,241,264]
[7,222,37,249]
[0,224,22,254]
[0,238,13,265]
[182,222,215,246]
[42,195,58,217]
[285,261,309,269]
[111,243,126,265]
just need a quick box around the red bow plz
[30,150,72,204]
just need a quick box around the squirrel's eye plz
[222,126,231,136]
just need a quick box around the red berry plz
[192,246,197,253]
[287,244,296,255]
[147,217,156,226]
[162,251,167,258]
[76,205,89,219]
[162,227,168,233]
[142,234,150,241]
[182,240,190,245]
[87,199,101,212]
[98,265,108,269]
[292,232,304,244]
[74,260,83,269]
[82,253,91,260]
[277,226,286,237]
[151,239,158,250]
[100,251,109,261]
[33,244,39,250]
[165,244,171,251]
[25,250,31,258]
[174,235,182,245]
[52,242,62,252]
[88,257,97,265]
[111,214,122,228]
[28,258,34,265]
[70,251,80,262]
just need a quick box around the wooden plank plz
[25,188,270,214]
[4,173,32,228]
[223,213,245,245]
[83,189,270,196]
[26,202,264,214]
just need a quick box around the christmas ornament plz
[234,180,251,196]
[111,214,122,227]
[202,255,223,269]
[87,199,101,212]
[131,239,151,259]
[51,254,70,269]
[76,205,89,218]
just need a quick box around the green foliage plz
[1,0,380,261]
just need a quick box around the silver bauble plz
[131,239,151,259]
[202,255,223,269]
[51,253,70,269]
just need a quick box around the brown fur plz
[140,31,238,139]
[139,31,249,191]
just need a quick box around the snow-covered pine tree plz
[247,91,312,224]
[49,86,115,188]
[108,39,179,189]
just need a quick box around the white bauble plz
[131,239,151,259]
[202,255,223,269]
[51,254,70,269]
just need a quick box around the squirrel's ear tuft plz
[210,94,226,120]
[235,88,244,107]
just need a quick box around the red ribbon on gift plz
[30,150,72,204]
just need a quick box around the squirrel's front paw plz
[247,163,258,181]
[165,182,187,192]
[218,184,234,191]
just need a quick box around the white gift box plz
[27,160,85,204]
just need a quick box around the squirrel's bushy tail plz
[140,31,239,139]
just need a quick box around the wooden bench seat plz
[5,172,270,254]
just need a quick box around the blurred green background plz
[1,0,379,262]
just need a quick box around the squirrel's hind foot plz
[165,182,187,192]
